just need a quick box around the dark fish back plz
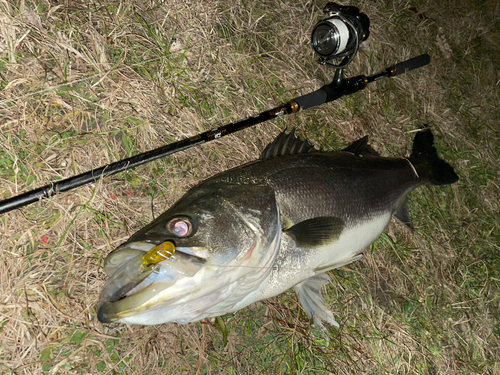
[265,153,419,226]
[202,151,420,227]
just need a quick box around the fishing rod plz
[0,54,430,214]
[0,3,431,214]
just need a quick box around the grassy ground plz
[0,0,499,374]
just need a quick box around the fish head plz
[97,184,280,325]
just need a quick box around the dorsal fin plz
[260,129,318,160]
[341,135,379,156]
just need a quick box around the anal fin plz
[293,273,339,331]
[393,200,415,231]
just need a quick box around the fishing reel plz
[311,2,370,68]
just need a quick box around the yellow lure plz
[142,241,175,266]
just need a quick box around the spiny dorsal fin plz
[260,129,317,160]
[341,135,379,156]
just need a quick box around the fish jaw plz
[97,220,281,325]
[97,240,208,323]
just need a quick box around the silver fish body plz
[97,129,458,327]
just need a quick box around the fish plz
[96,128,458,329]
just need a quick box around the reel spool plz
[311,2,370,68]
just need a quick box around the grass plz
[1,0,499,374]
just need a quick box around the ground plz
[0,0,499,374]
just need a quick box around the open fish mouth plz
[97,241,207,323]
[97,185,282,325]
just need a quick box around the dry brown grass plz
[1,0,499,374]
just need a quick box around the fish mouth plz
[97,241,207,323]
[97,197,280,325]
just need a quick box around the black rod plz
[0,54,430,214]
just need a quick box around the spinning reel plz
[311,2,370,68]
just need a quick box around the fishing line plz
[404,158,419,178]
[150,263,346,271]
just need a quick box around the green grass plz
[0,0,499,374]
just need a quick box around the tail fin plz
[409,128,459,185]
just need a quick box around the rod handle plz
[293,90,328,110]
[392,54,430,76]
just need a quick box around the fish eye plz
[166,217,193,237]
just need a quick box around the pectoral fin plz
[284,217,344,248]
[293,273,339,330]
